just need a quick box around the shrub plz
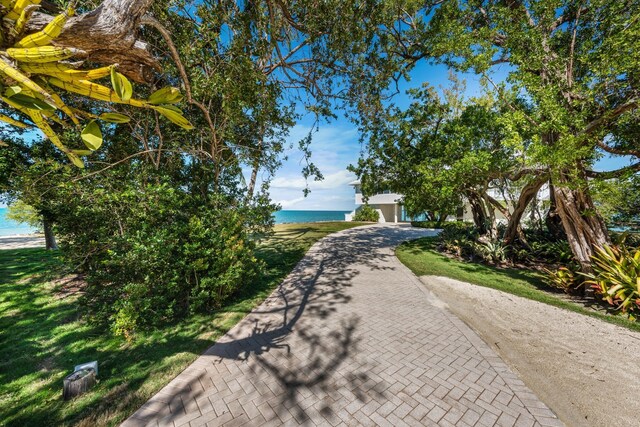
[440,236,474,258]
[611,232,640,250]
[440,221,477,240]
[53,183,264,337]
[523,228,561,244]
[437,222,478,259]
[411,220,443,229]
[529,240,574,264]
[353,205,379,222]
[585,245,640,321]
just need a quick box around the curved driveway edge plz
[123,224,563,427]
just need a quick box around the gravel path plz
[420,275,640,427]
[124,224,561,427]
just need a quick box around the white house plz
[344,181,404,223]
[345,180,550,224]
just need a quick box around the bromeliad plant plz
[473,241,507,265]
[544,265,581,292]
[0,1,192,166]
[585,245,640,321]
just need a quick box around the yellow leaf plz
[99,112,131,124]
[110,67,132,101]
[81,120,103,150]
[153,105,194,130]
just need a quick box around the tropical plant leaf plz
[110,67,132,101]
[71,149,94,156]
[99,112,131,123]
[148,87,183,105]
[66,152,84,168]
[153,105,194,130]
[8,93,56,111]
[5,86,23,97]
[81,120,103,150]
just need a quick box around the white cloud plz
[276,196,306,208]
[271,169,356,191]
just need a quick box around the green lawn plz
[397,237,640,333]
[0,221,367,427]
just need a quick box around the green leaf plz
[71,149,94,156]
[8,93,55,111]
[81,120,103,150]
[4,86,22,97]
[99,112,131,123]
[148,87,183,105]
[67,152,84,168]
[153,105,194,130]
[110,67,133,101]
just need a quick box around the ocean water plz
[273,210,351,224]
[0,207,37,236]
[0,208,350,236]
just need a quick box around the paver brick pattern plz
[123,224,563,427]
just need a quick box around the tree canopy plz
[342,0,640,269]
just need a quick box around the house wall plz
[371,204,397,223]
[461,202,509,223]
[355,192,402,205]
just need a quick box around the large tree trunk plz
[545,184,566,239]
[25,0,158,83]
[466,192,489,235]
[553,171,610,273]
[43,217,58,250]
[246,160,260,200]
[503,176,548,245]
[481,193,499,239]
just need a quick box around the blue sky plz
[270,59,637,211]
[269,62,490,211]
[1,64,633,211]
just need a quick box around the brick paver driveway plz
[124,224,562,427]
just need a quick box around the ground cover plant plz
[416,219,640,319]
[0,222,365,427]
[397,237,640,333]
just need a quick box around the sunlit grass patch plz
[0,221,366,426]
[397,237,640,333]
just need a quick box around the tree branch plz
[141,15,222,157]
[595,140,640,158]
[549,7,589,32]
[586,162,640,179]
[583,98,638,135]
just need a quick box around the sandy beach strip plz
[0,234,45,249]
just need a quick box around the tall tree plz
[342,0,640,271]
[351,81,544,237]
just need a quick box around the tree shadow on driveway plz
[128,224,435,425]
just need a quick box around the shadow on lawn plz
[129,224,434,425]
[0,243,282,426]
[0,252,221,426]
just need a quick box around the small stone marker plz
[63,361,98,400]
[74,361,98,376]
